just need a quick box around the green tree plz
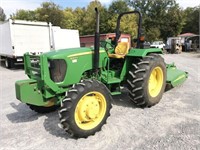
[73,7,86,35]
[126,0,184,41]
[160,4,184,40]
[62,7,76,29]
[107,0,138,39]
[0,7,6,21]
[35,2,65,27]
[62,7,86,35]
[182,6,200,34]
[108,0,130,14]
[80,0,107,35]
[10,10,36,21]
[107,0,130,32]
[145,28,161,42]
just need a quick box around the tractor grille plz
[24,54,41,78]
[49,59,67,83]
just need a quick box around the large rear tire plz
[127,54,166,107]
[59,79,112,138]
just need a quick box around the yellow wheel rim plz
[74,91,107,130]
[148,67,164,97]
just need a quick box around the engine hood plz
[42,47,95,59]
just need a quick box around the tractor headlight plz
[48,59,67,83]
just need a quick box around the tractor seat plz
[108,42,129,59]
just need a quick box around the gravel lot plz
[0,52,200,150]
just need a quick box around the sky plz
[0,0,199,17]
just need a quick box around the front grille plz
[24,54,41,78]
[49,59,67,83]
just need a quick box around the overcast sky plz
[1,0,199,17]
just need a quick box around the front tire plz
[59,79,112,138]
[127,54,166,107]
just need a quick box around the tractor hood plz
[32,46,107,87]
[43,47,95,59]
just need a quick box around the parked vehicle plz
[0,19,80,68]
[150,41,165,49]
[15,8,188,138]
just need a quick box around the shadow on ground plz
[112,91,136,108]
[6,102,71,139]
[43,112,71,139]
[6,102,41,123]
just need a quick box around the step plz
[102,76,121,84]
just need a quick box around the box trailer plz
[52,26,80,50]
[0,19,80,68]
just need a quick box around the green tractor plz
[15,8,188,138]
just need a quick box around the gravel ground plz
[0,52,200,150]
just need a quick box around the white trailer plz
[52,26,80,50]
[0,19,80,68]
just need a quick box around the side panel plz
[127,48,163,57]
[46,50,107,86]
[12,23,51,56]
[64,50,107,85]
[52,27,80,49]
[0,21,13,56]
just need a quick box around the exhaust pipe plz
[94,8,100,73]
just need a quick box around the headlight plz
[48,59,67,83]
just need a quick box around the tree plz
[108,0,130,14]
[72,7,86,35]
[10,10,36,21]
[160,4,184,40]
[145,28,161,42]
[62,7,76,29]
[182,6,200,34]
[0,7,6,21]
[107,0,138,39]
[35,2,65,27]
[80,0,107,35]
[126,0,184,41]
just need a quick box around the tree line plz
[0,0,199,42]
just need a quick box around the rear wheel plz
[59,79,112,138]
[127,54,166,107]
[5,58,14,68]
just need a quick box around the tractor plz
[15,8,188,138]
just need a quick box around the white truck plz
[150,41,165,49]
[0,19,80,68]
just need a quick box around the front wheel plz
[59,79,112,138]
[127,53,166,107]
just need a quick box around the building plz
[80,33,131,47]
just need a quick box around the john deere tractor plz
[15,8,188,138]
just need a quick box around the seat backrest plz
[115,42,129,56]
